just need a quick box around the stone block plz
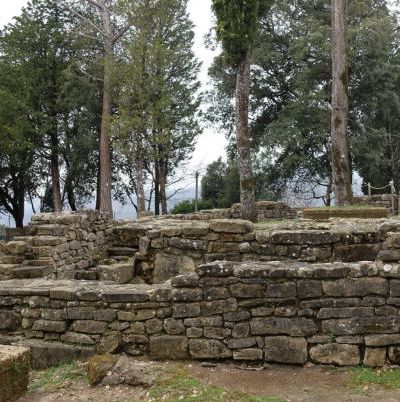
[310,344,360,366]
[32,320,66,333]
[0,345,30,402]
[70,320,108,334]
[172,288,203,302]
[297,281,323,299]
[172,303,201,318]
[322,278,388,297]
[189,339,232,359]
[149,336,188,360]
[365,334,400,346]
[317,307,374,319]
[264,336,307,364]
[230,283,265,298]
[98,264,133,284]
[250,317,318,336]
[201,298,238,316]
[117,310,156,322]
[322,317,400,335]
[0,311,21,330]
[209,220,253,234]
[364,348,386,367]
[233,349,263,361]
[266,283,297,298]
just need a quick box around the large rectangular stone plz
[322,278,388,297]
[32,320,66,333]
[322,317,400,335]
[189,339,232,359]
[250,317,318,336]
[317,307,374,319]
[70,320,108,334]
[264,336,307,364]
[201,299,238,316]
[149,336,188,360]
[365,334,400,346]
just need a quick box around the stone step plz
[98,263,134,284]
[11,265,53,279]
[22,258,53,267]
[108,247,137,257]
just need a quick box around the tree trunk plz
[236,51,256,222]
[159,160,168,215]
[154,160,160,216]
[98,1,113,215]
[331,0,353,206]
[50,132,62,212]
[135,138,146,215]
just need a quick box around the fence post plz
[368,182,372,199]
[390,180,396,216]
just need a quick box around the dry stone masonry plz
[2,210,400,367]
[1,261,400,366]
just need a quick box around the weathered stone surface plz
[164,318,185,335]
[233,348,263,361]
[251,317,318,336]
[264,336,307,364]
[297,281,323,299]
[364,348,387,367]
[70,320,108,334]
[87,354,119,385]
[201,299,237,316]
[16,339,95,369]
[98,264,133,284]
[97,332,121,354]
[365,334,400,346]
[117,310,156,322]
[0,311,21,330]
[271,231,339,245]
[204,327,231,339]
[266,283,297,298]
[67,307,94,320]
[322,317,400,335]
[334,245,380,262]
[60,332,94,345]
[32,320,66,333]
[389,346,400,364]
[322,278,388,297]
[172,303,201,318]
[310,344,360,366]
[171,273,199,288]
[210,220,253,234]
[189,339,232,359]
[230,283,264,298]
[102,357,157,387]
[0,345,30,402]
[317,307,374,319]
[172,288,203,302]
[204,287,230,300]
[149,336,188,360]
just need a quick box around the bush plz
[171,199,213,214]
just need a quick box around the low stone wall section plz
[0,211,112,281]
[2,261,400,366]
[354,194,399,215]
[114,218,400,283]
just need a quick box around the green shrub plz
[171,199,213,214]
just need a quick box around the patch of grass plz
[29,361,86,392]
[348,367,400,390]
[147,369,286,402]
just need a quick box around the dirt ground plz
[19,361,400,402]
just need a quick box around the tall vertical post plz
[195,171,199,212]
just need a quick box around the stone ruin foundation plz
[2,205,400,368]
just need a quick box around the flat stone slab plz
[0,345,30,402]
[303,208,388,220]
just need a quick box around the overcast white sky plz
[0,0,228,172]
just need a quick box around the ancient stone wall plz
[0,211,112,281]
[354,194,399,215]
[168,201,297,222]
[2,261,400,366]
[115,218,390,283]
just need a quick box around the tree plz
[63,0,132,215]
[212,0,272,221]
[201,158,226,208]
[115,0,201,216]
[331,0,353,205]
[209,0,399,204]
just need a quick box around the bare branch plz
[83,0,102,8]
[112,23,132,44]
[59,0,107,37]
[77,64,103,82]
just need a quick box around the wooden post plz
[390,180,396,216]
[195,171,199,213]
[368,182,372,199]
